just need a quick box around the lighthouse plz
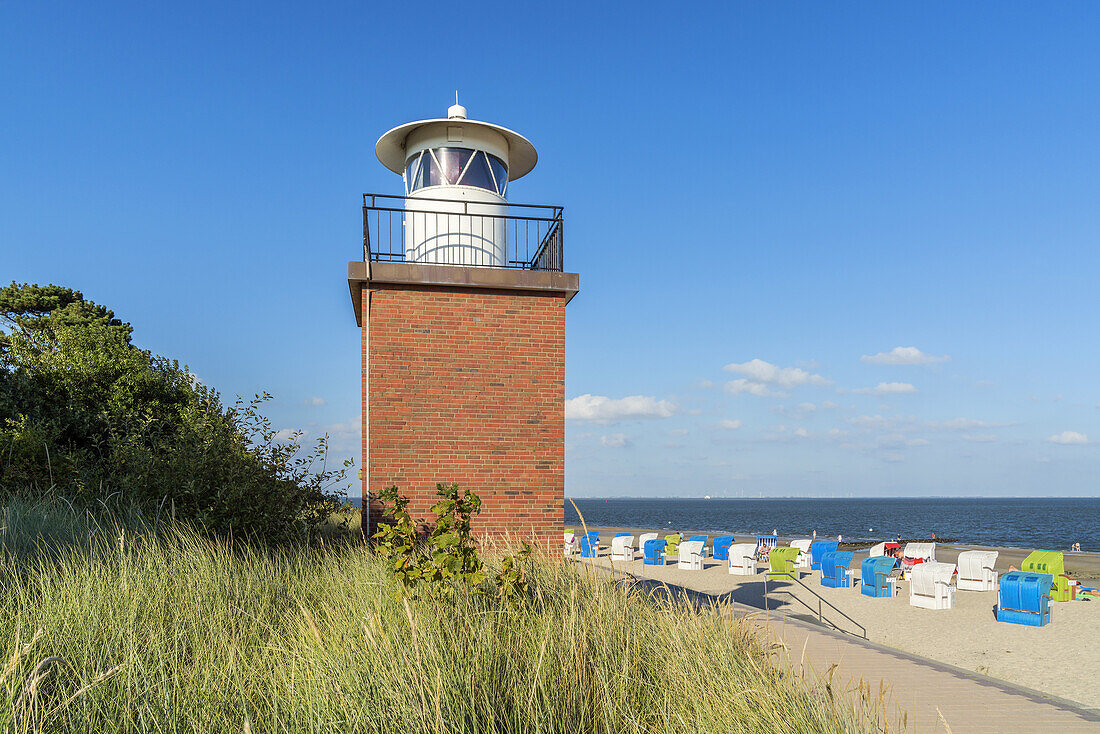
[349,101,579,550]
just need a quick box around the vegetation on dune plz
[0,282,349,541]
[0,284,883,730]
[0,496,883,733]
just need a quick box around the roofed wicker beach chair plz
[687,534,709,558]
[728,543,757,575]
[767,546,801,580]
[860,556,898,597]
[663,534,681,559]
[678,540,705,570]
[756,533,778,549]
[579,531,599,558]
[868,541,900,558]
[643,538,666,566]
[809,539,839,571]
[610,534,635,562]
[712,535,735,561]
[901,542,936,577]
[820,550,854,588]
[790,539,812,568]
[637,532,659,556]
[563,528,576,556]
[909,561,957,610]
[1021,550,1072,601]
[996,570,1053,626]
[957,550,999,591]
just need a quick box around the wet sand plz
[576,527,1100,710]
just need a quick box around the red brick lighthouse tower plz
[349,102,578,550]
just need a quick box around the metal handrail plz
[361,192,564,272]
[764,572,868,639]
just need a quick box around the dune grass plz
[0,497,883,732]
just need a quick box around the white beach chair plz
[900,542,936,578]
[678,540,705,571]
[610,534,635,562]
[956,550,999,591]
[637,532,658,558]
[728,543,757,575]
[791,539,812,569]
[909,561,957,610]
[563,531,576,557]
[868,542,887,557]
[902,542,936,562]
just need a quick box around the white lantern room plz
[375,102,538,268]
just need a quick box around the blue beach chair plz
[688,534,709,558]
[860,556,898,597]
[643,538,667,566]
[996,571,1054,627]
[579,531,599,558]
[756,534,778,549]
[712,535,735,561]
[820,550,854,588]
[809,540,839,571]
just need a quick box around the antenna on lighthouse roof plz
[448,91,467,120]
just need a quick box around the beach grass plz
[0,496,882,732]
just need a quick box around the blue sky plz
[3,2,1099,497]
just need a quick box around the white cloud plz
[663,441,684,448]
[964,434,998,443]
[723,359,831,388]
[274,428,307,442]
[848,414,897,429]
[861,347,950,365]
[882,452,906,463]
[793,427,809,438]
[304,396,326,407]
[930,417,1015,431]
[795,402,816,412]
[566,394,677,424]
[1048,431,1089,445]
[669,428,689,437]
[820,400,839,410]
[724,379,786,397]
[718,419,742,430]
[877,433,928,449]
[828,428,850,438]
[600,433,633,448]
[854,382,917,396]
[694,379,715,389]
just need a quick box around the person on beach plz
[812,530,817,540]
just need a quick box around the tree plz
[0,282,349,540]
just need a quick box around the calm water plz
[564,498,1100,551]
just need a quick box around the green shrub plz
[0,282,348,540]
[374,483,532,607]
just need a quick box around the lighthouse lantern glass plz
[404,148,508,197]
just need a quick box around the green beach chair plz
[1021,550,1072,602]
[664,534,681,559]
[767,547,801,580]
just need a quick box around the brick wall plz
[362,283,565,552]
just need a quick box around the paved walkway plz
[620,570,1100,733]
[756,607,1099,733]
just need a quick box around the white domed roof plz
[375,107,538,181]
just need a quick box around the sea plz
[348,496,1099,551]
[564,498,1099,551]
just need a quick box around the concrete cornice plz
[348,261,580,326]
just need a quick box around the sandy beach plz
[578,527,1100,710]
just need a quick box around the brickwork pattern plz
[363,284,565,552]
